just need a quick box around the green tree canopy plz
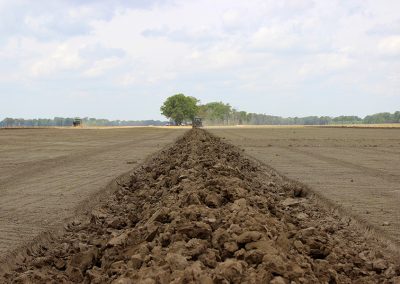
[198,102,232,124]
[160,94,199,125]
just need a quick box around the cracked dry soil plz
[2,129,399,283]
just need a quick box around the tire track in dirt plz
[0,132,173,188]
[276,145,400,184]
[2,129,399,283]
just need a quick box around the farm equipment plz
[192,117,203,128]
[72,118,82,127]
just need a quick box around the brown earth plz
[0,127,185,260]
[2,129,399,283]
[208,127,400,246]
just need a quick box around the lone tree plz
[160,94,199,125]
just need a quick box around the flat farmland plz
[209,126,400,245]
[0,127,185,258]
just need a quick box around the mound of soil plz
[2,129,399,283]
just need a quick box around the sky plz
[0,0,399,120]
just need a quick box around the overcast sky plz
[1,0,399,120]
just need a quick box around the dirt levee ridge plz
[2,129,399,283]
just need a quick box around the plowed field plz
[2,129,399,283]
[209,127,400,247]
[0,128,185,261]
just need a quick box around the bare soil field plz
[0,127,185,260]
[2,129,399,283]
[208,127,400,246]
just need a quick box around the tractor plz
[72,118,82,127]
[192,117,202,128]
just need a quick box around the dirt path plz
[209,127,400,246]
[0,128,185,258]
[2,129,399,283]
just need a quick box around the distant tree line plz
[0,117,167,127]
[199,102,400,125]
[161,94,399,126]
[2,102,399,128]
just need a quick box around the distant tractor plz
[192,117,203,128]
[72,118,82,127]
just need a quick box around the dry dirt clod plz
[165,253,188,270]
[214,259,245,284]
[108,231,129,247]
[372,258,388,272]
[245,240,278,255]
[295,212,308,220]
[128,254,143,269]
[67,247,98,272]
[235,231,262,244]
[204,192,222,208]
[244,249,264,265]
[178,222,212,239]
[145,223,160,242]
[281,197,305,207]
[224,241,239,253]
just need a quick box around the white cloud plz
[222,10,241,29]
[251,26,298,51]
[378,36,400,56]
[83,57,123,77]
[117,72,138,86]
[298,53,353,79]
[29,44,83,77]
